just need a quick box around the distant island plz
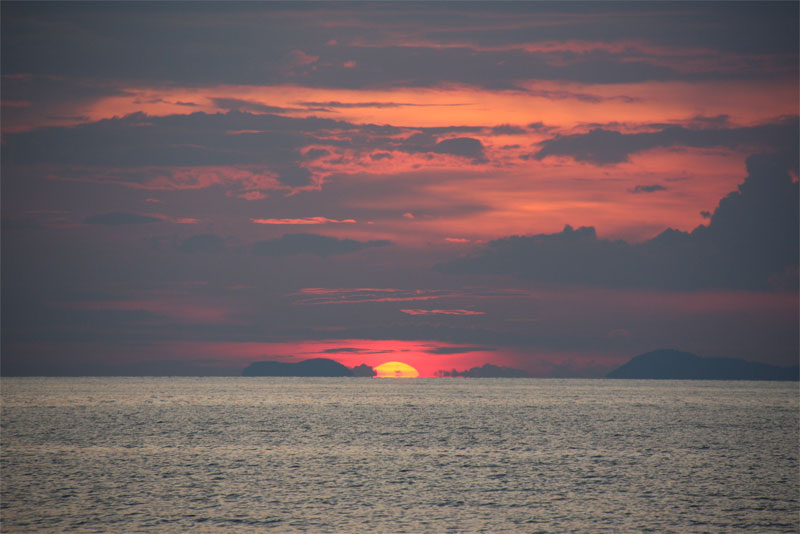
[436,363,529,378]
[243,358,355,377]
[607,349,799,381]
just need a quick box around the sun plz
[374,361,420,378]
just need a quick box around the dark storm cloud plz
[439,152,799,291]
[253,233,391,257]
[84,212,161,225]
[534,117,799,164]
[630,184,666,194]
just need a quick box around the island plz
[242,358,354,377]
[607,349,799,381]
[435,363,529,378]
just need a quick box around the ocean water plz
[1,378,797,533]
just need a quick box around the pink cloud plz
[50,165,284,193]
[288,50,319,66]
[251,217,356,225]
[236,191,268,201]
[400,309,485,316]
[291,287,535,306]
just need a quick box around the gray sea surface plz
[1,378,798,533]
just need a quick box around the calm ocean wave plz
[2,378,798,533]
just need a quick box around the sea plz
[1,378,798,533]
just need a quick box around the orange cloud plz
[78,79,796,132]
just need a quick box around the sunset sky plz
[2,2,797,377]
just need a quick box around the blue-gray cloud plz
[3,2,794,109]
[630,184,666,194]
[534,117,798,164]
[177,234,226,254]
[2,111,490,187]
[426,346,496,355]
[84,212,161,225]
[253,233,391,257]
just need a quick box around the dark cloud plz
[253,233,391,257]
[3,111,491,188]
[416,2,798,56]
[630,184,666,194]
[276,166,313,187]
[689,114,731,128]
[2,2,796,96]
[491,125,527,135]
[426,346,496,355]
[210,98,295,114]
[84,212,161,225]
[0,74,131,132]
[527,122,553,131]
[2,111,357,187]
[4,111,337,165]
[398,133,487,163]
[177,234,226,253]
[303,148,331,160]
[534,117,799,164]
[298,101,413,109]
[439,152,798,291]
[431,137,487,163]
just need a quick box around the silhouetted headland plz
[608,349,799,381]
[243,358,354,377]
[352,363,377,377]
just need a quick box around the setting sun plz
[374,361,420,378]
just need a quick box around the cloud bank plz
[439,152,799,291]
